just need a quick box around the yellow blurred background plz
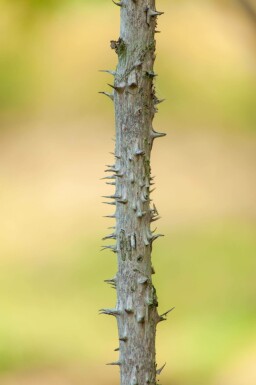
[0,0,255,384]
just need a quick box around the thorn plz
[114,347,120,351]
[104,168,119,173]
[108,83,125,93]
[160,307,175,317]
[151,234,164,242]
[158,307,175,322]
[119,336,128,342]
[154,98,165,105]
[151,129,166,139]
[105,282,116,289]
[102,233,116,240]
[102,194,121,200]
[101,175,116,180]
[101,245,117,253]
[106,361,121,366]
[146,71,158,78]
[99,69,116,76]
[151,215,161,223]
[152,203,159,215]
[146,7,164,25]
[104,277,117,285]
[112,0,123,6]
[102,201,116,206]
[106,182,116,185]
[99,308,121,316]
[104,214,116,218]
[99,91,114,101]
[156,363,166,375]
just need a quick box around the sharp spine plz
[99,69,116,76]
[104,277,116,284]
[99,91,114,100]
[102,233,116,240]
[156,363,166,375]
[102,194,121,199]
[106,361,121,366]
[146,7,164,25]
[151,234,164,242]
[102,201,116,206]
[101,245,117,253]
[108,83,125,92]
[158,307,175,322]
[104,214,116,218]
[155,98,165,105]
[112,0,123,7]
[99,308,121,316]
[151,129,166,139]
[101,175,116,180]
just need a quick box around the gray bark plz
[101,1,171,385]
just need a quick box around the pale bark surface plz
[101,1,169,385]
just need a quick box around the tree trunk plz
[101,1,170,385]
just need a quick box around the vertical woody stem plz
[101,2,168,385]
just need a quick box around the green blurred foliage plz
[0,1,255,385]
[0,223,255,384]
[0,0,255,130]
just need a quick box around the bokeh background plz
[0,0,255,384]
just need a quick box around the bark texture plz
[101,1,170,385]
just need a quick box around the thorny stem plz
[100,1,172,385]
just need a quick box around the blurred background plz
[0,0,255,384]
